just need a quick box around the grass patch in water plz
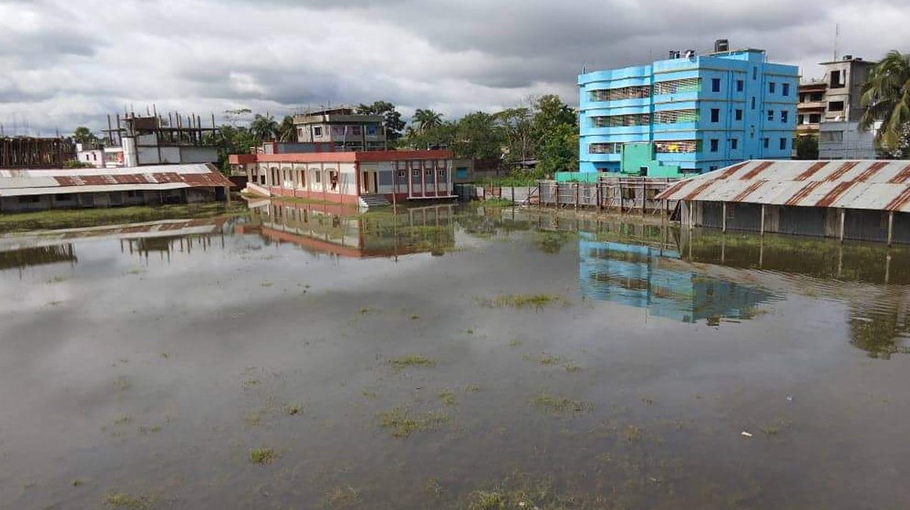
[114,375,133,391]
[483,294,563,309]
[526,353,566,366]
[322,485,361,508]
[465,472,583,510]
[104,492,152,509]
[377,407,449,438]
[112,415,132,425]
[530,394,593,416]
[388,355,436,370]
[438,389,457,406]
[284,404,304,416]
[563,362,583,373]
[248,448,276,465]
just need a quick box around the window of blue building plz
[731,138,739,150]
[736,80,744,92]
[779,138,787,150]
[753,67,758,80]
[710,109,720,122]
[751,97,756,109]
[781,110,789,123]
[710,139,719,152]
[712,78,721,92]
[763,138,769,149]
[735,109,743,121]
[782,83,790,96]
[769,82,776,93]
[767,110,774,121]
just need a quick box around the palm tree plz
[250,114,279,143]
[276,115,297,143]
[412,109,443,133]
[860,50,910,150]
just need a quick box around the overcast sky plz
[1,0,908,136]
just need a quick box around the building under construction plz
[100,112,220,167]
[1,137,75,169]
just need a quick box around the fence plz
[537,178,678,216]
[456,178,679,217]
[454,184,538,205]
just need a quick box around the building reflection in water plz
[579,232,776,324]
[243,200,456,259]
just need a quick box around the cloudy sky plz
[1,0,908,136]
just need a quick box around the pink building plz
[229,145,456,206]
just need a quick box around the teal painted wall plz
[621,143,682,178]
[555,172,599,183]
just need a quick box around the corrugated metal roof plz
[656,160,910,212]
[0,164,233,197]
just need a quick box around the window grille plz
[654,78,701,95]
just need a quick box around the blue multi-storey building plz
[578,46,799,176]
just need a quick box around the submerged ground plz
[1,202,908,509]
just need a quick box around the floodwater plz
[1,201,909,510]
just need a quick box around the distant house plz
[293,107,387,152]
[0,164,233,213]
[230,144,456,207]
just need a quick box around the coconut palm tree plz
[276,115,297,143]
[860,50,910,150]
[250,114,279,143]
[412,109,443,133]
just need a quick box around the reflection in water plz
[245,200,456,258]
[579,232,776,324]
[848,295,910,359]
[0,218,230,270]
[681,229,910,285]
[0,244,76,271]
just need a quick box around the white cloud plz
[0,0,907,136]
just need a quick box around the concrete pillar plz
[760,204,766,236]
[839,208,846,243]
[722,202,727,233]
[887,211,894,247]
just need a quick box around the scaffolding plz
[0,137,75,168]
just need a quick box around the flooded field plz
[2,201,909,510]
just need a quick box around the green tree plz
[276,115,296,143]
[532,94,577,142]
[413,109,444,133]
[452,112,503,160]
[860,50,910,151]
[356,101,406,142]
[72,126,97,145]
[536,123,578,178]
[794,135,819,160]
[494,106,534,165]
[249,114,279,143]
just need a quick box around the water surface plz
[1,202,908,509]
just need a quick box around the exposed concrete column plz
[722,202,727,233]
[760,204,766,236]
[887,211,894,247]
[839,208,846,243]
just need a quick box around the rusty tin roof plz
[656,160,910,212]
[0,164,233,197]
